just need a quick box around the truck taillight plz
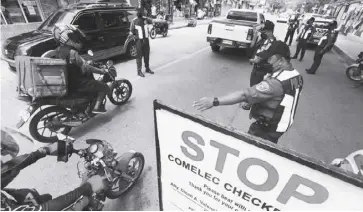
[247,29,253,40]
[208,24,212,34]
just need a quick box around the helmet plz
[53,24,86,50]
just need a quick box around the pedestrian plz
[240,20,276,110]
[305,21,337,74]
[284,14,299,46]
[130,8,154,77]
[193,41,303,143]
[291,17,315,61]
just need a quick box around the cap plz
[262,20,275,31]
[257,40,290,60]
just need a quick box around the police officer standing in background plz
[284,15,299,46]
[130,8,154,77]
[193,41,303,143]
[240,20,276,110]
[306,21,337,74]
[292,17,315,61]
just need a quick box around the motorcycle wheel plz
[150,28,156,39]
[29,106,73,143]
[108,79,133,105]
[106,152,145,199]
[162,29,168,37]
[346,66,362,82]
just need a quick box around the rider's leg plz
[79,80,110,114]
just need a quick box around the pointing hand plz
[193,97,214,111]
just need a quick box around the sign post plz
[153,100,363,211]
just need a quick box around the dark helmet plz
[53,24,86,50]
[257,40,291,61]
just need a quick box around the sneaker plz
[145,68,154,74]
[138,71,145,77]
[299,58,303,61]
[92,104,107,114]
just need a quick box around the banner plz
[153,100,363,211]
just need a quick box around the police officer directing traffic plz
[305,21,337,74]
[284,14,299,46]
[292,17,315,61]
[130,8,154,77]
[193,41,303,143]
[240,20,276,110]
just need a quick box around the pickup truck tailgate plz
[210,22,252,42]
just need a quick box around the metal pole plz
[1,11,8,25]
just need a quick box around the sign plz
[27,6,36,15]
[153,100,363,211]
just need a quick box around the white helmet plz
[53,24,86,50]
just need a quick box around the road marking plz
[129,46,209,83]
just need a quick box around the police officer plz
[305,21,337,74]
[292,17,315,61]
[284,15,299,46]
[130,8,154,77]
[240,20,276,110]
[193,41,303,143]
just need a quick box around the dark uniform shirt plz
[298,24,315,41]
[287,20,299,32]
[245,69,303,133]
[318,30,335,53]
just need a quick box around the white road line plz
[129,46,210,83]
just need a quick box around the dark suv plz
[2,1,138,71]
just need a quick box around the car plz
[2,0,138,71]
[277,13,289,23]
[206,9,264,56]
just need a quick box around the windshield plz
[227,11,257,22]
[314,21,331,29]
[38,10,76,32]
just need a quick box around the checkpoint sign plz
[153,100,363,211]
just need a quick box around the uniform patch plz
[256,81,271,92]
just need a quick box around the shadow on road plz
[209,48,251,63]
[69,98,136,138]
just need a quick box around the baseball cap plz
[261,20,275,31]
[256,40,290,60]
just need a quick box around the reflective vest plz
[299,26,313,40]
[251,69,303,133]
[271,69,303,132]
[318,31,332,47]
[132,18,151,39]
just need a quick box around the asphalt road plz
[1,15,363,210]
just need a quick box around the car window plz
[100,12,121,28]
[73,13,98,31]
[38,10,76,32]
[227,11,257,22]
[125,10,137,22]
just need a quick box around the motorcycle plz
[56,134,145,210]
[16,51,133,143]
[346,51,363,82]
[149,19,169,39]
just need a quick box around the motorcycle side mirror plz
[106,60,114,66]
[87,50,94,56]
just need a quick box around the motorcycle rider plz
[52,24,110,114]
[193,41,303,143]
[130,8,155,77]
[240,20,276,110]
[1,128,107,211]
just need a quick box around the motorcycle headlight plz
[88,144,98,154]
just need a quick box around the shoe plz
[138,71,145,77]
[305,69,315,74]
[145,68,154,74]
[93,102,107,114]
[299,58,303,61]
[291,56,297,59]
[240,102,251,110]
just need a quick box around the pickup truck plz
[206,9,265,56]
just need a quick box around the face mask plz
[261,63,273,73]
[260,32,268,39]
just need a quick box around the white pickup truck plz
[206,9,265,56]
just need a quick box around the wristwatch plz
[213,97,219,106]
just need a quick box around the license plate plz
[222,40,233,45]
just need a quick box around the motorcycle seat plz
[86,139,103,145]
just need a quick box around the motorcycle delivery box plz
[15,56,68,100]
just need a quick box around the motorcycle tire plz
[150,28,156,39]
[108,79,133,105]
[162,29,168,37]
[106,152,145,199]
[29,106,72,143]
[346,66,362,82]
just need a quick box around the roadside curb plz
[332,45,355,66]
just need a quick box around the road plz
[1,15,363,210]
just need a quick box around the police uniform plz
[292,22,315,61]
[130,16,153,75]
[306,28,335,74]
[246,41,303,143]
[250,21,276,87]
[284,19,299,46]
